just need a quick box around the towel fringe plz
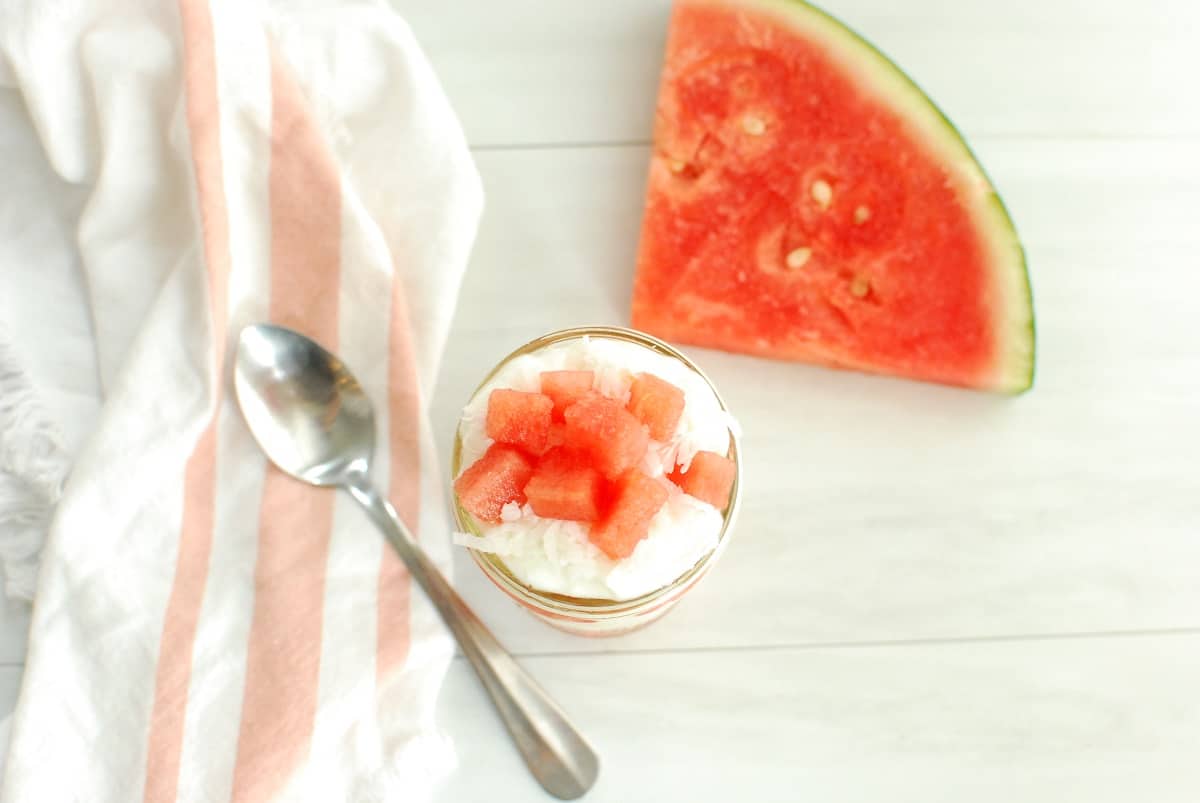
[0,327,70,602]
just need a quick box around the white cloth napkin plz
[0,0,482,800]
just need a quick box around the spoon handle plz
[344,475,599,800]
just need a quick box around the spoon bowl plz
[235,324,375,486]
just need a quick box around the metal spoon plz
[233,323,599,800]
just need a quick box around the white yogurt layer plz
[454,336,737,601]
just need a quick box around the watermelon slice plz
[627,373,686,441]
[454,444,535,523]
[524,449,606,521]
[486,388,554,455]
[589,470,670,560]
[632,0,1035,393]
[562,392,651,479]
[674,450,736,509]
[540,370,595,419]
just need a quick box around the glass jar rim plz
[450,325,742,618]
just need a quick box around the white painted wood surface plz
[435,634,1200,802]
[1,0,1198,799]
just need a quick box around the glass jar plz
[450,326,741,637]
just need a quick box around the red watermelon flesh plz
[486,388,554,456]
[454,444,535,523]
[627,372,686,441]
[674,450,736,510]
[562,392,650,479]
[590,470,670,560]
[632,0,1034,393]
[524,448,606,522]
[540,370,595,419]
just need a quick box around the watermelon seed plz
[668,158,687,174]
[785,247,812,269]
[741,115,766,136]
[854,205,871,224]
[850,275,871,298]
[811,180,833,209]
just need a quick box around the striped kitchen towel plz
[0,0,482,800]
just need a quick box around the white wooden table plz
[2,1,1199,800]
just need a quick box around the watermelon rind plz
[692,0,1036,393]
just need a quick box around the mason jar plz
[450,326,741,637]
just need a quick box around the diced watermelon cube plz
[589,470,669,559]
[627,372,686,441]
[486,388,554,455]
[524,448,605,521]
[454,444,535,523]
[540,370,594,419]
[675,450,736,510]
[562,392,650,478]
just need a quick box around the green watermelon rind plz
[706,0,1037,393]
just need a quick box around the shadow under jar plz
[450,326,742,637]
